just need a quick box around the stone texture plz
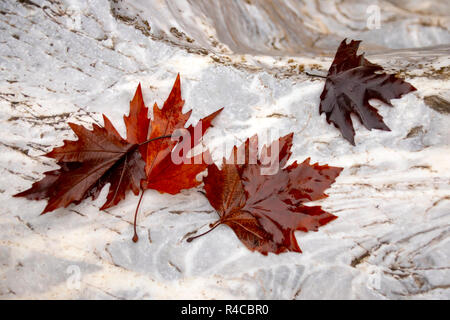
[0,0,449,299]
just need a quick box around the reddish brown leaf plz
[141,74,223,194]
[124,83,150,145]
[319,39,416,145]
[14,84,152,213]
[195,133,343,255]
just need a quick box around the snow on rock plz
[0,0,449,299]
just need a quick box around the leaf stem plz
[305,72,327,79]
[131,133,182,241]
[131,134,180,241]
[186,220,222,243]
[132,190,145,242]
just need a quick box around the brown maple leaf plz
[319,39,416,145]
[13,83,155,213]
[188,133,343,255]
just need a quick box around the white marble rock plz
[0,0,449,299]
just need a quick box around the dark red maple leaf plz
[188,133,343,255]
[319,39,416,145]
[14,83,153,213]
[12,123,141,213]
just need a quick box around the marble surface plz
[0,0,449,299]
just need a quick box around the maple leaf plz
[141,74,223,194]
[14,83,154,213]
[121,74,221,241]
[188,133,343,255]
[319,39,416,145]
